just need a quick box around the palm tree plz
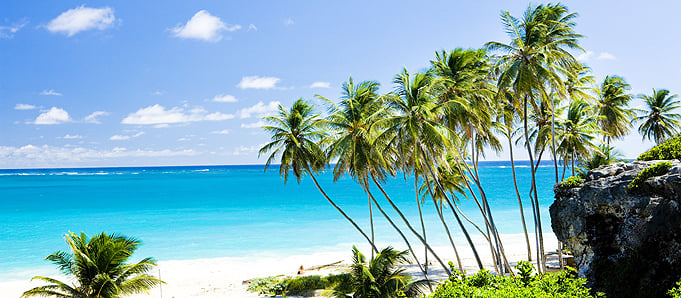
[259,98,378,253]
[486,3,582,272]
[577,143,625,177]
[22,232,163,298]
[334,246,428,298]
[557,99,601,176]
[636,89,681,145]
[597,76,634,144]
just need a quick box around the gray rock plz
[550,160,681,298]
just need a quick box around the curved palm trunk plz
[507,132,532,261]
[424,176,463,272]
[305,167,378,254]
[413,170,428,273]
[369,196,375,259]
[370,174,452,276]
[361,180,432,291]
[523,95,545,273]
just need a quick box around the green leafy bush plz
[286,275,328,295]
[246,276,285,296]
[559,176,584,189]
[429,263,599,298]
[638,134,681,161]
[246,273,351,296]
[669,278,681,298]
[628,161,672,191]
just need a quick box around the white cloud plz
[238,101,280,119]
[47,5,116,37]
[576,51,593,62]
[61,134,82,139]
[40,89,62,96]
[34,107,71,125]
[171,10,240,42]
[84,111,109,124]
[241,120,266,128]
[237,76,281,89]
[598,52,616,60]
[110,131,144,141]
[212,94,238,103]
[284,18,295,26]
[152,90,164,96]
[0,21,27,39]
[122,104,234,125]
[211,129,230,135]
[0,144,196,166]
[248,24,258,31]
[310,81,330,88]
[232,145,259,156]
[14,104,36,110]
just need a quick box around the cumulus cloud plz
[40,89,62,96]
[47,5,116,37]
[122,104,234,125]
[0,21,27,39]
[110,131,144,141]
[211,129,230,134]
[34,107,71,125]
[284,18,295,26]
[598,52,616,60]
[237,76,281,89]
[212,94,238,103]
[84,111,109,124]
[238,101,280,119]
[61,134,82,139]
[0,144,196,166]
[15,104,36,110]
[310,81,330,88]
[241,120,266,129]
[171,10,240,42]
[248,24,258,31]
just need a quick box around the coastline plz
[1,233,557,298]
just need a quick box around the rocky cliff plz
[550,160,681,298]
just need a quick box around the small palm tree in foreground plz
[637,88,681,145]
[22,232,163,298]
[335,246,429,298]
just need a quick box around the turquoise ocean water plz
[0,161,559,281]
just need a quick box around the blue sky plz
[1,0,680,168]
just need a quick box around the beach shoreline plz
[1,233,557,298]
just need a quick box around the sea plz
[0,161,561,281]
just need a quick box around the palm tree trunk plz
[369,195,375,259]
[370,174,452,276]
[424,176,463,272]
[305,167,378,254]
[524,95,545,273]
[414,170,428,274]
[508,132,532,261]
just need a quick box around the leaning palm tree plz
[259,98,378,253]
[22,232,163,298]
[636,89,681,145]
[334,246,429,298]
[597,76,634,144]
[486,2,582,272]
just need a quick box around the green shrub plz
[286,275,328,295]
[429,263,600,298]
[638,134,681,160]
[247,273,351,296]
[669,278,681,298]
[559,176,584,189]
[628,161,672,191]
[246,276,285,296]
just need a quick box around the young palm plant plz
[259,98,378,253]
[22,232,163,298]
[636,89,681,145]
[334,246,429,298]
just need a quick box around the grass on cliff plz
[628,161,672,192]
[638,134,681,161]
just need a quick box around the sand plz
[0,233,558,298]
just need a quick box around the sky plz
[1,0,680,169]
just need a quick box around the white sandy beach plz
[1,233,558,298]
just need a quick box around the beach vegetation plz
[628,161,672,192]
[638,134,681,161]
[22,232,163,298]
[577,144,625,177]
[558,176,583,189]
[669,278,681,298]
[636,89,681,145]
[429,262,600,298]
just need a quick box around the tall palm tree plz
[22,232,163,298]
[597,76,634,144]
[556,99,601,176]
[259,98,378,253]
[335,246,429,298]
[636,89,681,145]
[486,3,582,272]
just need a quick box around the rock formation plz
[551,160,681,298]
